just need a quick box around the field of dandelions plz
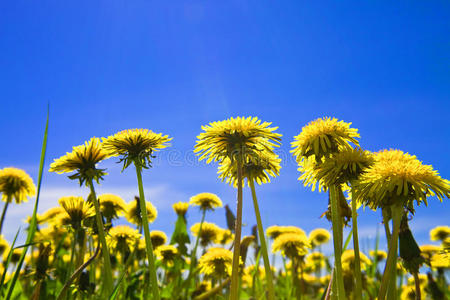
[0,116,449,300]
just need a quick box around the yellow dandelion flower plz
[217,228,234,245]
[193,281,212,297]
[0,167,36,203]
[309,228,331,247]
[305,252,326,269]
[320,274,331,286]
[242,265,266,286]
[407,274,427,287]
[430,225,450,242]
[126,196,157,226]
[244,264,265,277]
[272,233,311,258]
[267,225,306,240]
[430,252,450,269]
[49,137,110,185]
[107,225,141,253]
[341,249,371,272]
[369,250,388,261]
[400,285,426,300]
[62,253,71,264]
[0,235,9,255]
[195,116,281,164]
[189,193,222,211]
[305,148,373,188]
[172,201,189,217]
[102,128,172,170]
[3,247,23,264]
[408,274,428,288]
[25,213,45,225]
[302,274,319,285]
[41,207,65,223]
[150,230,167,249]
[218,149,281,186]
[58,196,95,230]
[135,238,147,261]
[266,225,284,239]
[155,245,178,266]
[191,222,221,247]
[420,244,441,260]
[354,149,450,210]
[198,247,236,279]
[34,225,68,246]
[98,194,127,220]
[291,117,359,163]
[443,237,450,249]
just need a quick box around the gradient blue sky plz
[1,1,449,252]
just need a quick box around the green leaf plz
[170,215,190,256]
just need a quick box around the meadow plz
[0,116,448,300]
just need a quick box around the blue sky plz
[0,1,449,253]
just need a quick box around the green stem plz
[249,179,275,300]
[292,258,302,300]
[378,205,402,300]
[75,229,86,269]
[282,256,291,298]
[185,209,206,297]
[65,228,78,300]
[230,158,244,300]
[413,272,421,300]
[88,180,114,296]
[134,162,160,300]
[0,199,10,235]
[351,194,363,300]
[329,185,346,299]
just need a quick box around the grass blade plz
[343,228,353,251]
[5,106,49,300]
[0,228,20,293]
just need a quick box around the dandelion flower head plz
[291,117,359,163]
[98,194,127,220]
[355,150,450,210]
[198,247,236,279]
[49,137,109,185]
[189,193,222,211]
[102,129,172,170]
[195,116,281,164]
[0,167,36,203]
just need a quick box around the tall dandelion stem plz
[88,180,114,295]
[185,209,206,295]
[230,158,243,300]
[350,193,363,300]
[330,185,346,299]
[249,179,275,300]
[134,162,160,300]
[0,197,10,235]
[378,204,402,300]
